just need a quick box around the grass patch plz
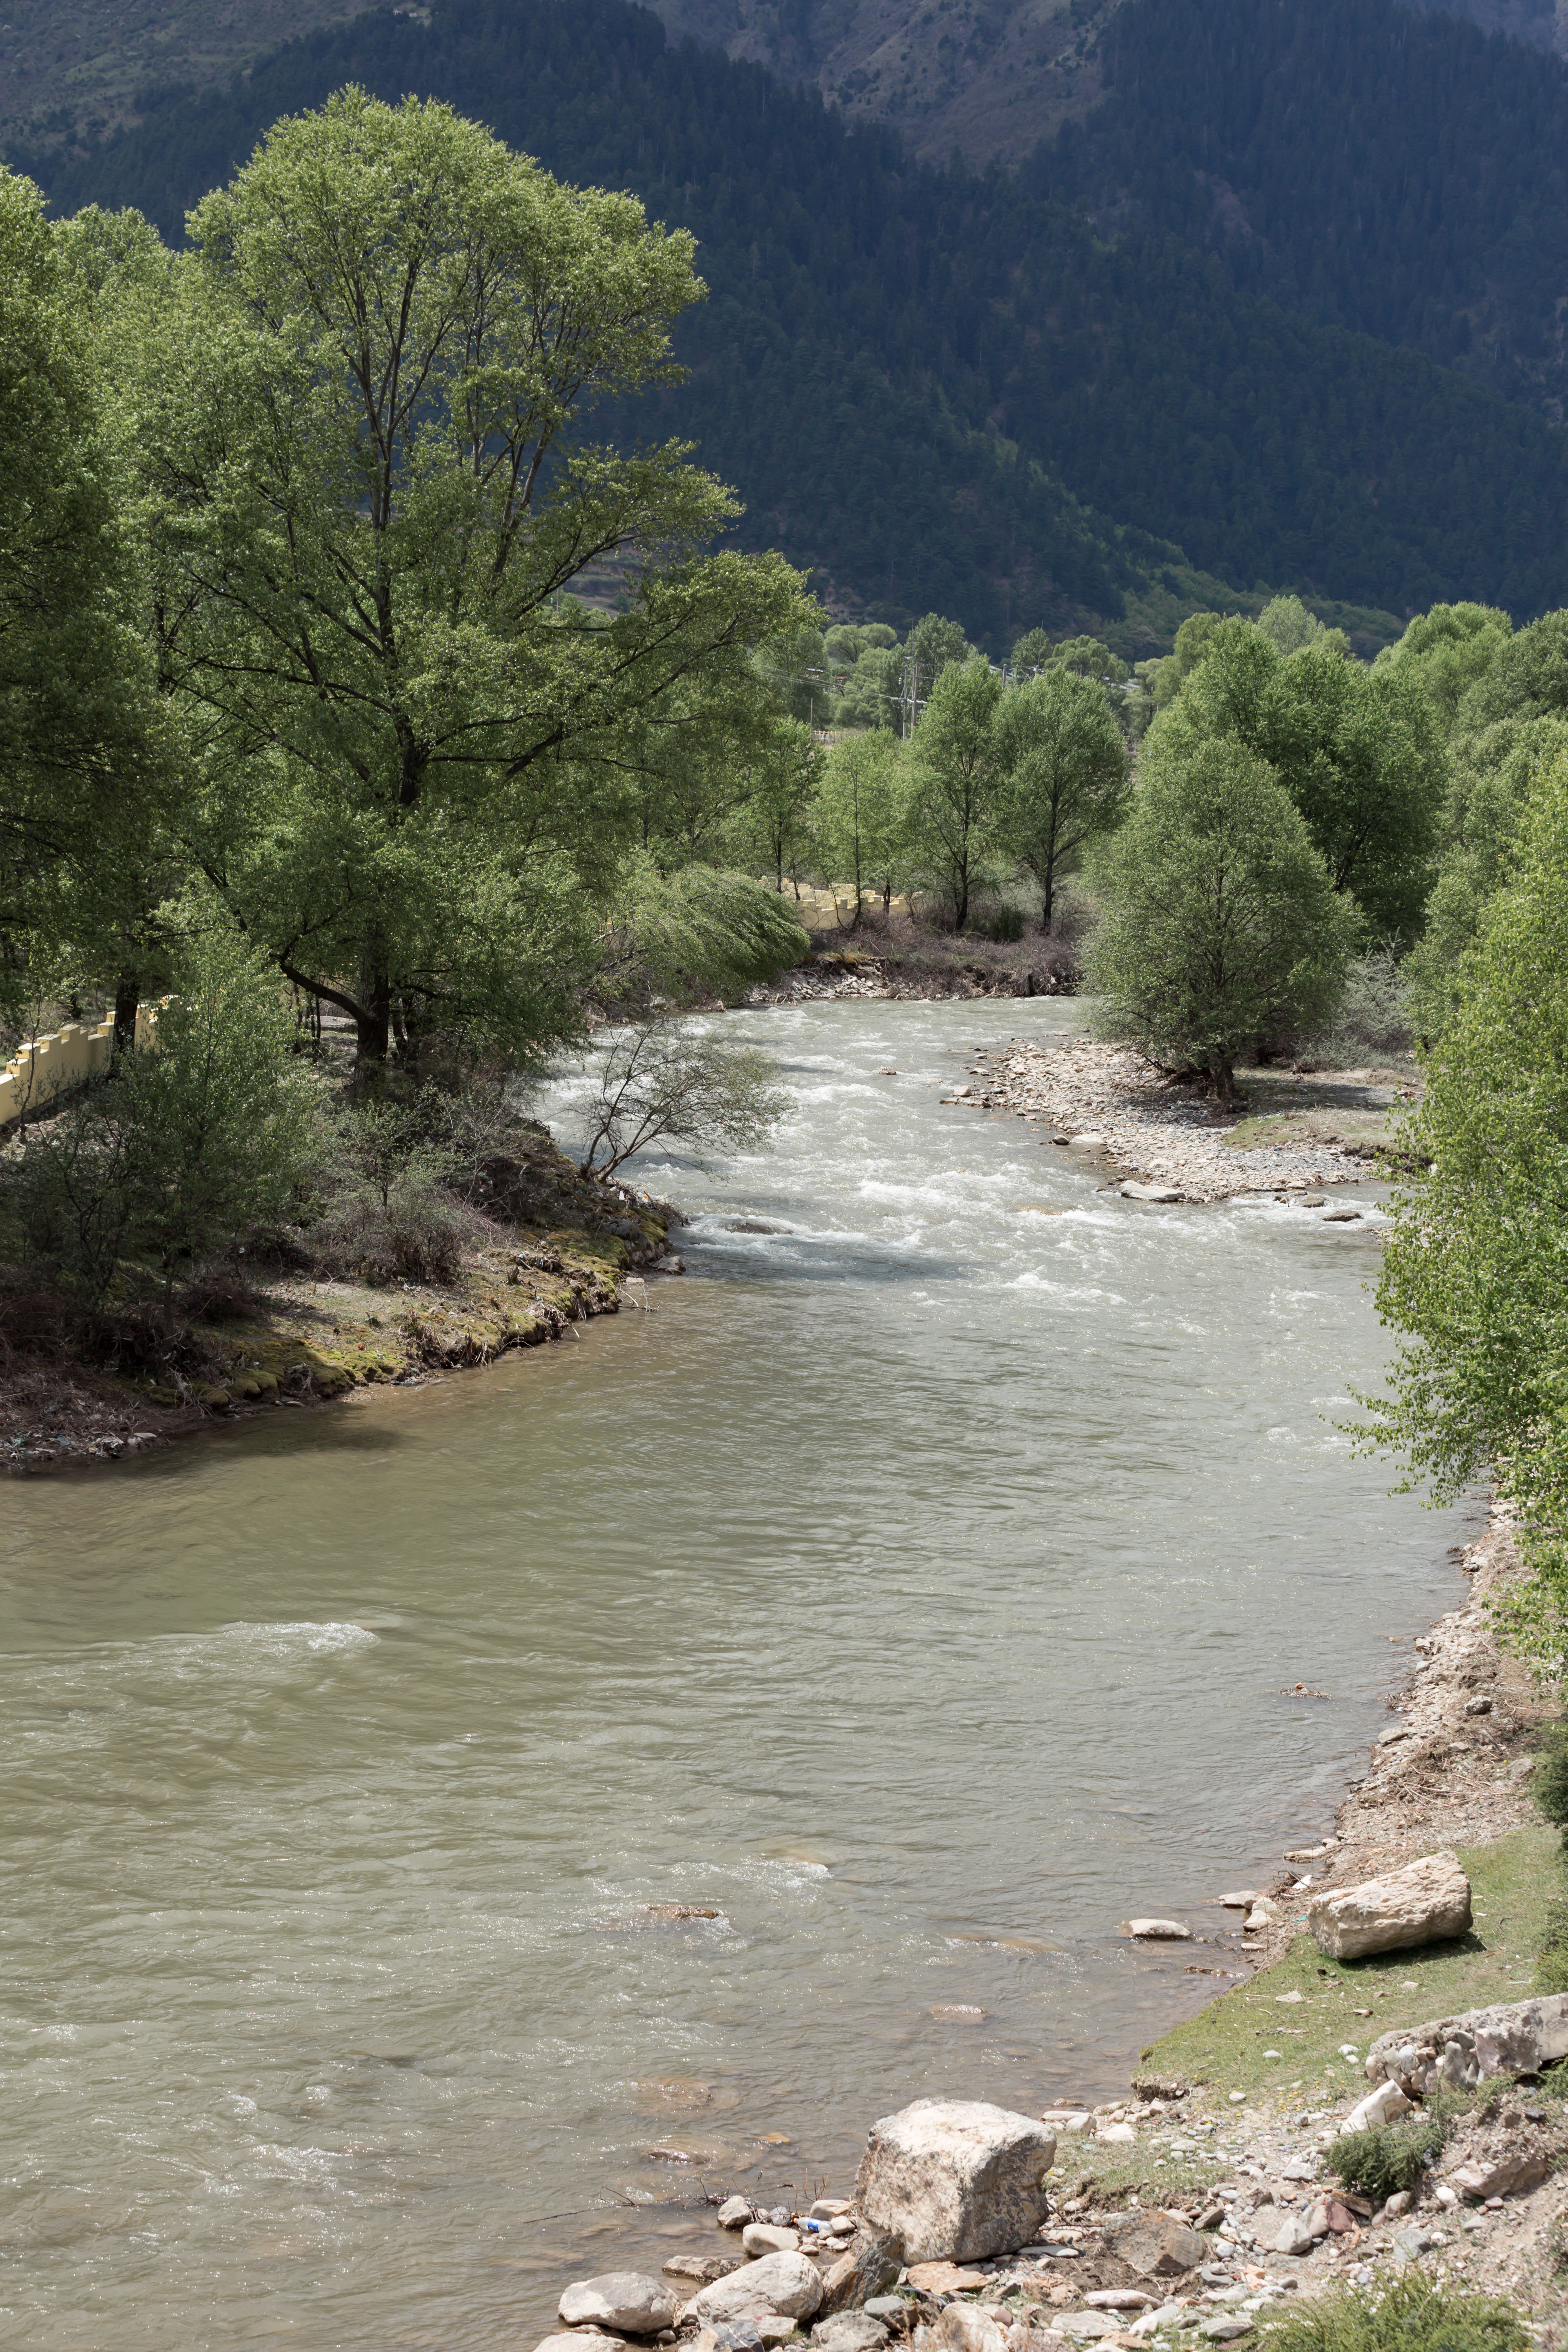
[1141,1827,1563,2103]
[1256,2274,1528,2352]
[1323,2106,1450,2200]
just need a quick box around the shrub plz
[1301,947,1414,1066]
[1259,2274,1528,2352]
[1323,2108,1447,2200]
[984,905,1027,942]
[307,1163,474,1285]
[1538,1898,1568,1994]
[1532,1717,1568,1849]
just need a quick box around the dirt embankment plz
[0,1123,682,1472]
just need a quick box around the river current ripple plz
[0,999,1468,2348]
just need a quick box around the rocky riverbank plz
[0,1122,684,1470]
[943,1035,1417,1203]
[526,1511,1568,2352]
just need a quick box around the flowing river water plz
[1,998,1470,2350]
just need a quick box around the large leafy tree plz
[0,171,165,1027]
[1088,739,1357,1098]
[993,668,1128,929]
[905,658,1005,929]
[1152,619,1444,941]
[89,90,808,1078]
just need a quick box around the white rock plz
[1040,2111,1092,2134]
[853,2098,1057,2263]
[1308,1853,1472,1960]
[1121,1184,1183,1204]
[1054,2318,1122,2341]
[1268,2216,1314,2257]
[745,2226,802,2257]
[1126,1919,1192,1940]
[719,2197,755,2230]
[811,2202,854,2221]
[689,2254,827,2326]
[1096,2122,1136,2145]
[537,2334,627,2352]
[1084,2292,1154,2310]
[1338,2080,1412,2136]
[560,2274,679,2334]
[1216,1891,1261,1910]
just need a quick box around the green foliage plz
[1537,1899,1568,1995]
[1366,752,1568,1667]
[43,0,1568,637]
[0,169,168,1017]
[816,731,913,922]
[567,1019,788,1180]
[312,1099,472,1285]
[1010,629,1056,679]
[1088,738,1358,1096]
[1254,2273,1528,2352]
[82,89,809,1078]
[1376,604,1514,740]
[1323,2109,1448,2201]
[1302,947,1412,1067]
[594,862,809,1012]
[1257,595,1329,655]
[1150,619,1445,940]
[905,614,971,694]
[1403,716,1568,1040]
[1532,1720,1568,1852]
[0,924,323,1306]
[993,668,1129,929]
[904,659,1007,929]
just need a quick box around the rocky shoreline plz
[528,1512,1566,2352]
[942,1036,1414,1205]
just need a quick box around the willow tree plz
[99,90,807,1077]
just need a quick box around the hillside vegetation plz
[24,0,1568,646]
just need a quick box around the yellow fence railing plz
[0,1002,165,1129]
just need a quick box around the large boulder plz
[1307,1853,1472,1960]
[559,2273,677,2334]
[688,2253,826,2327]
[853,2100,1057,2264]
[1364,1992,1568,2098]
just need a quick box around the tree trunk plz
[112,971,141,1061]
[356,965,392,1080]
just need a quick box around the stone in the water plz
[719,2198,755,2230]
[689,2253,827,2326]
[1125,1919,1191,1940]
[1216,1891,1260,1910]
[1322,1209,1361,1223]
[537,2334,627,2352]
[668,2256,740,2284]
[811,2202,853,2221]
[1308,1853,1472,1961]
[560,2273,678,2334]
[853,2098,1057,2264]
[1121,1183,1183,1204]
[744,2225,802,2257]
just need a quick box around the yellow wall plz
[0,1002,166,1128]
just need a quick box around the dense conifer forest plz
[22,0,1568,642]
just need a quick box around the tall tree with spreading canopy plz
[94,90,808,1079]
[0,170,166,1026]
[905,659,1005,930]
[1088,739,1356,1098]
[993,668,1128,929]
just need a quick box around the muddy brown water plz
[0,1000,1470,2348]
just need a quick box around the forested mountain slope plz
[1031,0,1568,418]
[22,0,1568,648]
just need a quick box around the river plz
[0,999,1468,2350]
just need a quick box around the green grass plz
[1255,2275,1528,2352]
[1141,1827,1564,2104]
